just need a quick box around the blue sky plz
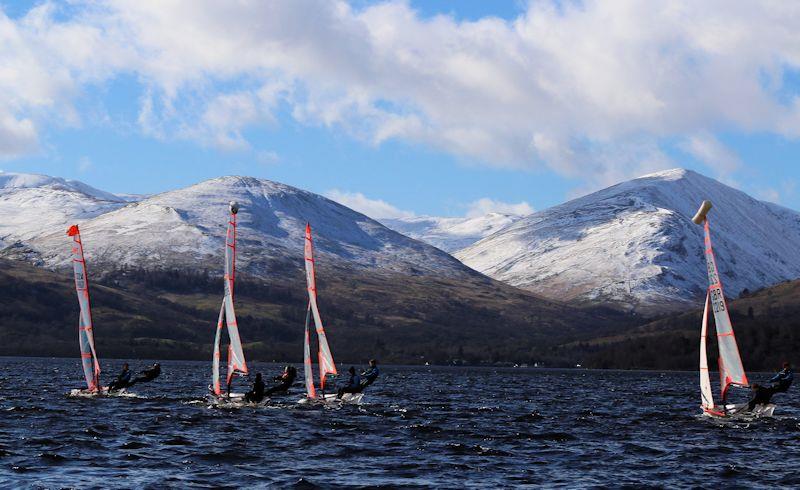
[2,1,800,218]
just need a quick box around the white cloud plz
[3,1,800,185]
[77,156,92,172]
[465,198,533,218]
[324,189,415,219]
[681,132,741,176]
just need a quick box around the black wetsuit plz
[337,372,362,398]
[747,368,793,410]
[130,365,161,386]
[244,377,266,403]
[108,368,131,391]
[265,369,297,396]
[360,366,379,389]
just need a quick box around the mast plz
[304,223,337,391]
[693,200,748,405]
[67,224,101,392]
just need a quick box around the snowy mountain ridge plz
[456,168,800,313]
[0,172,130,248]
[5,175,468,278]
[380,213,523,252]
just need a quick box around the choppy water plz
[1,358,799,488]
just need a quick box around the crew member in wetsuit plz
[244,373,265,403]
[337,367,361,399]
[359,359,380,390]
[129,363,161,386]
[748,362,793,411]
[265,365,297,396]
[107,363,132,392]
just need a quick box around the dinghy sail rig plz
[693,200,749,416]
[67,224,101,392]
[211,202,248,396]
[303,223,337,398]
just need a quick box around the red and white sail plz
[702,218,748,397]
[303,305,317,399]
[303,223,337,397]
[211,202,248,395]
[67,224,101,392]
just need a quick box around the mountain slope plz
[10,176,467,278]
[456,169,800,313]
[564,278,800,371]
[380,213,522,252]
[0,258,623,365]
[0,172,128,249]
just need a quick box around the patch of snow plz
[381,213,522,252]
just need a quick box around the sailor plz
[768,362,794,393]
[360,359,380,389]
[107,363,132,392]
[244,373,266,403]
[336,367,362,398]
[747,362,793,411]
[129,363,161,386]
[265,365,297,396]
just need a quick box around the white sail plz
[67,224,101,392]
[703,218,748,395]
[304,223,337,389]
[699,292,714,410]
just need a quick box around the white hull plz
[297,393,364,405]
[67,387,137,398]
[702,403,776,418]
[206,392,271,408]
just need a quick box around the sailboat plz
[66,224,103,397]
[300,223,361,404]
[693,200,774,417]
[209,201,249,403]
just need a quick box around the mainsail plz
[67,224,101,392]
[694,200,748,412]
[211,202,248,395]
[303,223,337,397]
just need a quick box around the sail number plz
[75,271,86,290]
[705,255,719,286]
[710,287,726,313]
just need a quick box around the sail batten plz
[67,224,101,392]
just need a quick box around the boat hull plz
[702,403,776,418]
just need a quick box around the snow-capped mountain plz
[0,172,128,248]
[12,176,468,278]
[456,169,800,313]
[380,213,522,252]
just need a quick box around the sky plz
[1,1,800,219]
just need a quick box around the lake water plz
[1,358,798,488]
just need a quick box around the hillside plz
[7,175,467,278]
[0,259,629,366]
[564,279,800,371]
[0,172,127,249]
[457,169,800,313]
